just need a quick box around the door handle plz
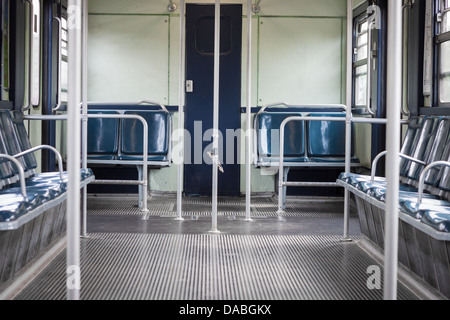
[186,80,194,93]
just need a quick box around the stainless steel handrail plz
[257,102,347,115]
[52,16,63,112]
[417,161,450,207]
[14,145,65,181]
[0,154,27,200]
[370,150,427,182]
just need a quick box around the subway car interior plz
[0,0,449,304]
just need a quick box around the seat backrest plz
[10,111,38,171]
[422,117,450,185]
[0,131,15,186]
[87,111,120,155]
[307,113,347,157]
[256,112,305,158]
[0,111,32,175]
[402,117,439,180]
[399,117,421,171]
[121,111,171,156]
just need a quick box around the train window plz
[353,18,369,110]
[437,0,450,105]
[1,0,10,101]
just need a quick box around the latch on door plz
[186,80,194,93]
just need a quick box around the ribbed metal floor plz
[14,233,417,300]
[12,196,419,300]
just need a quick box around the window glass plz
[355,65,367,107]
[439,41,450,103]
[443,0,450,33]
[437,0,450,104]
[61,13,68,103]
[353,19,369,109]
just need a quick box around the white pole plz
[211,0,220,233]
[67,0,82,300]
[81,0,88,236]
[384,0,402,300]
[342,0,353,241]
[245,0,253,221]
[176,0,186,221]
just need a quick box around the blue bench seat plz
[422,211,450,233]
[0,110,95,229]
[87,109,172,166]
[0,193,45,223]
[337,116,450,298]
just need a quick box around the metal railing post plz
[245,0,253,222]
[67,0,82,301]
[384,0,402,301]
[176,0,186,221]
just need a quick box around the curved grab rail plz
[0,154,28,200]
[371,151,427,182]
[417,161,450,207]
[138,100,169,113]
[14,145,65,181]
[87,101,169,113]
[366,19,376,116]
[52,16,63,112]
[257,102,347,115]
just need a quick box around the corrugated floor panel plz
[11,197,418,300]
[14,233,417,300]
[87,196,350,218]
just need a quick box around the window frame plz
[434,0,450,107]
[352,13,370,113]
[1,0,10,103]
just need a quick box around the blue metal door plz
[184,4,242,196]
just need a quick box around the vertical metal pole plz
[67,0,82,300]
[210,0,220,233]
[342,0,353,242]
[277,122,286,216]
[81,0,88,237]
[142,122,149,214]
[384,0,402,301]
[176,0,185,221]
[245,0,253,221]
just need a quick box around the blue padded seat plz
[421,211,450,233]
[119,111,171,162]
[307,113,347,159]
[256,112,306,161]
[87,111,120,161]
[400,200,449,219]
[337,173,378,187]
[0,193,45,223]
[30,168,93,185]
[1,186,62,202]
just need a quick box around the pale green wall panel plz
[88,15,169,103]
[257,0,346,17]
[89,0,169,15]
[258,17,343,105]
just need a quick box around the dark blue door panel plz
[185,4,242,196]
